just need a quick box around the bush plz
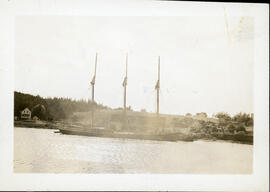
[31,104,47,120]
[211,127,218,133]
[196,112,207,118]
[227,124,236,133]
[236,131,246,136]
[185,113,192,117]
[214,112,231,121]
[236,125,246,133]
[233,112,253,126]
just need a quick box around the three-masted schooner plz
[58,53,193,142]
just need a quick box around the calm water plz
[14,128,253,174]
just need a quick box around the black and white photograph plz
[0,1,268,191]
[14,15,254,174]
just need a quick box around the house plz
[21,108,31,120]
[32,116,39,121]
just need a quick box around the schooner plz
[58,53,194,142]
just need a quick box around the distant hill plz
[14,91,109,120]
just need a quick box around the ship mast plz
[90,52,98,128]
[91,52,98,102]
[155,56,160,117]
[122,53,128,113]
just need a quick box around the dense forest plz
[14,91,109,121]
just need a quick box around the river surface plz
[14,128,253,174]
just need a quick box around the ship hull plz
[58,128,194,142]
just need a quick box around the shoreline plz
[195,138,253,145]
[14,122,253,145]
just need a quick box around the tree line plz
[14,91,109,121]
[213,112,253,127]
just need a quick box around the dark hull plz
[59,128,194,142]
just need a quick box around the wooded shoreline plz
[14,91,253,145]
[14,120,253,145]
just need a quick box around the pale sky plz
[15,16,253,116]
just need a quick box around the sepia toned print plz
[14,16,253,174]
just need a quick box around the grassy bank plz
[14,120,59,129]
